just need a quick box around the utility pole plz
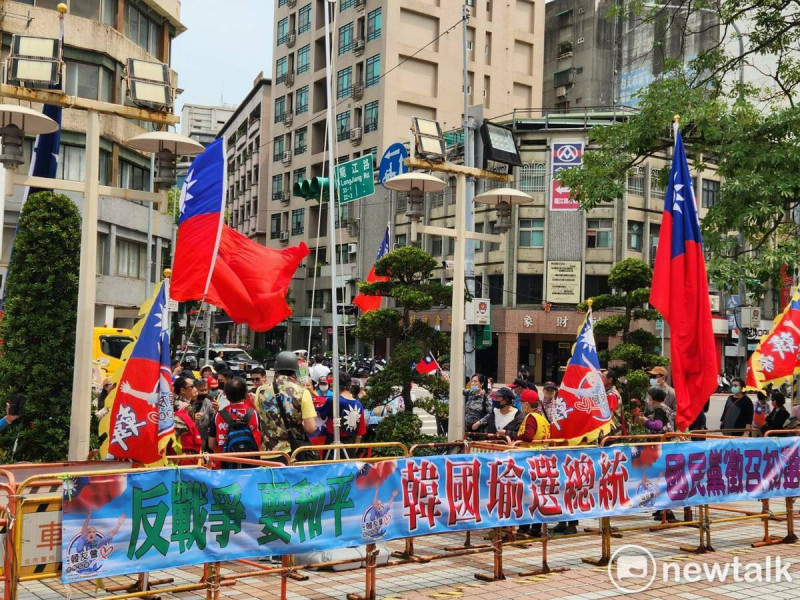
[462,5,477,379]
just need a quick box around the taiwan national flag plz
[415,352,440,375]
[649,129,718,431]
[554,307,613,444]
[353,225,390,313]
[170,139,309,331]
[99,280,175,466]
[746,288,800,390]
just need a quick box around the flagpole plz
[323,0,342,450]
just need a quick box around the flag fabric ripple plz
[353,225,390,313]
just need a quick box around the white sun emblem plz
[152,300,169,340]
[342,405,362,432]
[179,169,197,218]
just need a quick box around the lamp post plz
[385,167,531,441]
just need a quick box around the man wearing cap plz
[540,381,559,424]
[472,387,522,437]
[647,366,676,412]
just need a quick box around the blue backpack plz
[220,408,259,453]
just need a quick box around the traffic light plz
[293,177,331,200]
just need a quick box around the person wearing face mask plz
[762,391,789,434]
[471,387,522,436]
[315,376,333,401]
[464,374,492,432]
[646,366,676,412]
[720,377,753,436]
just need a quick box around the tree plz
[353,246,452,416]
[0,192,81,461]
[559,1,800,301]
[580,258,666,398]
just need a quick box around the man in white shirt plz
[308,354,330,385]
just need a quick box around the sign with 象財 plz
[546,260,581,304]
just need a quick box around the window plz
[585,275,611,298]
[295,127,307,154]
[395,234,407,248]
[276,57,288,84]
[291,208,305,236]
[274,96,286,123]
[363,147,378,170]
[277,17,290,45]
[271,214,282,239]
[340,0,354,9]
[519,163,546,193]
[56,145,85,181]
[627,220,643,251]
[65,61,114,101]
[118,159,150,190]
[339,22,354,55]
[272,174,283,199]
[474,222,484,251]
[335,202,353,229]
[116,239,144,278]
[293,168,306,186]
[516,274,543,305]
[519,218,544,247]
[488,221,501,251]
[307,290,330,309]
[367,8,382,41]
[298,4,312,34]
[627,168,645,196]
[431,236,443,256]
[335,243,352,265]
[295,85,309,114]
[651,168,665,199]
[702,179,720,208]
[649,223,660,265]
[124,1,160,56]
[97,232,108,275]
[297,45,310,74]
[336,111,351,141]
[337,66,353,99]
[431,189,444,208]
[488,274,504,305]
[587,219,613,249]
[278,0,287,5]
[366,54,381,87]
[273,136,285,162]
[364,101,379,133]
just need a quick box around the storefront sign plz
[546,261,581,304]
[550,142,584,211]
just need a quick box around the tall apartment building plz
[395,110,734,383]
[542,0,720,109]
[269,0,545,353]
[0,0,184,328]
[181,103,236,147]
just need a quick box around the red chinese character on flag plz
[527,455,563,517]
[598,450,630,510]
[487,457,525,520]
[401,460,442,531]
[445,459,482,525]
[562,453,596,514]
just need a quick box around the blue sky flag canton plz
[178,137,225,225]
[665,130,702,257]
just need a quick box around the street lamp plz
[0,104,59,167]
[382,172,447,219]
[474,187,533,233]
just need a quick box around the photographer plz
[0,394,24,432]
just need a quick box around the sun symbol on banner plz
[179,169,197,218]
[152,300,169,341]
[672,172,686,215]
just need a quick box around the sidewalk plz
[9,502,800,599]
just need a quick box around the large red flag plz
[170,139,309,331]
[745,289,800,390]
[353,225,390,313]
[649,129,718,430]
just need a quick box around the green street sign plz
[336,156,375,204]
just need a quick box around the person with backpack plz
[256,351,317,453]
[209,376,261,468]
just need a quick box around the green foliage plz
[558,1,800,299]
[354,246,451,420]
[0,192,81,462]
[373,412,424,454]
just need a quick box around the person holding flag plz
[649,116,718,430]
[353,225,390,313]
[415,352,440,375]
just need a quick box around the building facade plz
[1,0,184,328]
[393,110,732,383]
[267,0,546,354]
[180,103,235,147]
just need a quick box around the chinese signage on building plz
[546,260,582,304]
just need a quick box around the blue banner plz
[61,437,800,582]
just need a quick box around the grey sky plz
[172,1,274,124]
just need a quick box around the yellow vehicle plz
[93,327,136,380]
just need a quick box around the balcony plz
[282,150,292,166]
[287,32,297,48]
[553,68,575,88]
[288,0,296,6]
[248,118,260,138]
[294,145,307,155]
[353,37,365,56]
[355,0,366,10]
[285,71,295,88]
[352,80,364,101]
[337,128,351,142]
[284,111,293,127]
[557,41,573,60]
[280,193,291,206]
[252,150,260,163]
[349,127,362,145]
[272,191,285,202]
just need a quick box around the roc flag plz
[746,289,800,390]
[415,352,440,375]
[353,225,390,313]
[650,129,718,431]
[170,138,309,331]
[99,280,175,466]
[555,306,613,445]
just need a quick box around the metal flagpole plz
[323,0,341,449]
